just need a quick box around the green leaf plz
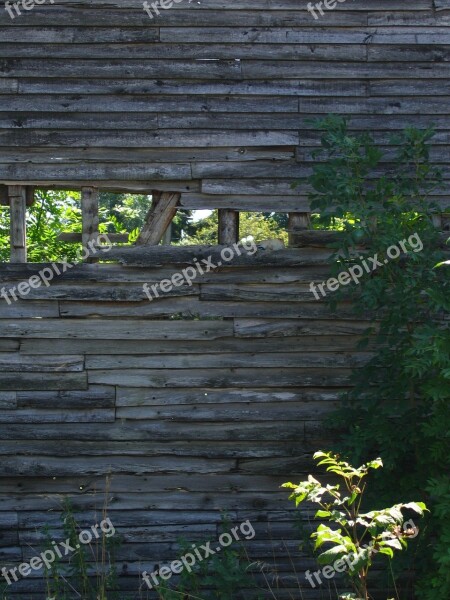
[315,510,331,518]
[317,545,348,565]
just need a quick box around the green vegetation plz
[157,528,262,600]
[0,500,122,600]
[300,116,450,599]
[179,210,288,245]
[284,452,427,600]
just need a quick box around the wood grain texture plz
[0,2,442,596]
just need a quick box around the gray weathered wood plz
[218,209,239,244]
[8,186,27,263]
[136,191,180,246]
[289,212,311,246]
[81,186,99,262]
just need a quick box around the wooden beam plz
[81,187,99,263]
[431,214,443,229]
[288,212,311,247]
[25,186,35,207]
[162,223,172,246]
[218,209,239,244]
[1,185,34,207]
[442,213,450,233]
[136,191,179,246]
[8,186,27,263]
[81,187,99,248]
[0,185,8,206]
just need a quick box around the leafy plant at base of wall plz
[297,115,449,599]
[43,500,122,600]
[283,452,427,600]
[156,517,263,600]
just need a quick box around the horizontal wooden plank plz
[59,299,358,320]
[0,354,84,372]
[0,130,299,149]
[11,79,366,96]
[0,319,234,339]
[0,409,115,424]
[86,352,369,370]
[115,401,338,422]
[104,245,331,267]
[2,283,197,302]
[0,264,331,285]
[20,334,368,355]
[0,392,16,409]
[17,387,115,409]
[0,457,236,477]
[0,339,19,351]
[0,301,60,318]
[0,42,367,60]
[116,387,343,407]
[199,283,314,302]
[0,473,306,494]
[1,420,323,442]
[0,95,299,113]
[181,192,310,212]
[0,372,87,391]
[88,368,352,388]
[0,440,311,459]
[0,146,295,163]
[234,319,375,337]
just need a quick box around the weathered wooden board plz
[115,387,343,407]
[0,372,87,391]
[20,334,369,355]
[16,387,115,409]
[0,354,84,372]
[58,300,358,320]
[86,352,370,370]
[0,319,233,339]
[88,367,353,388]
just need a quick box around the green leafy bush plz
[299,116,449,599]
[284,452,426,600]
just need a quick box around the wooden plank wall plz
[0,251,378,599]
[0,0,449,211]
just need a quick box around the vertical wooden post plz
[162,223,172,246]
[81,186,99,262]
[288,212,310,247]
[431,214,442,229]
[442,213,450,232]
[8,185,27,263]
[218,209,239,244]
